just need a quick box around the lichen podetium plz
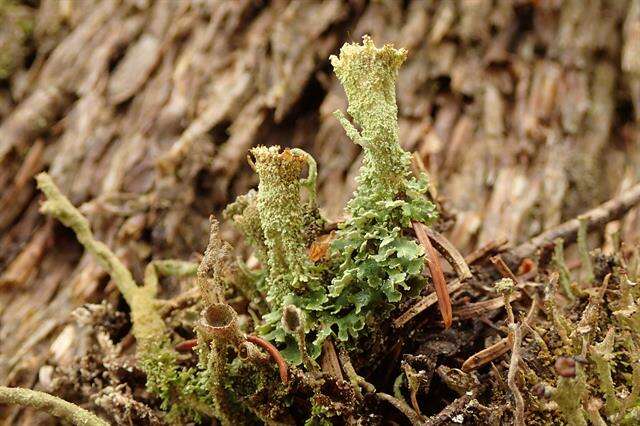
[324,36,437,346]
[229,36,438,362]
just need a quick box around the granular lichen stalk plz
[331,35,410,205]
[0,386,109,426]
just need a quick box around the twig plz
[377,392,425,425]
[422,227,472,281]
[462,299,538,371]
[490,255,519,283]
[452,292,522,320]
[246,335,289,384]
[507,324,525,426]
[0,386,109,426]
[464,238,509,265]
[512,182,640,260]
[394,279,463,328]
[412,221,452,328]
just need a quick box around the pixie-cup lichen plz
[223,37,437,365]
[23,36,441,425]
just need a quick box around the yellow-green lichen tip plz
[329,35,407,81]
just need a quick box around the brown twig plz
[246,335,289,384]
[412,221,452,328]
[462,299,538,371]
[394,279,464,328]
[464,238,509,265]
[422,227,472,280]
[507,324,525,426]
[490,255,519,283]
[452,292,522,320]
[512,182,640,260]
[377,392,425,425]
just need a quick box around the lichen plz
[324,36,437,347]
[221,37,438,365]
[527,241,640,425]
[34,35,442,425]
[37,173,216,423]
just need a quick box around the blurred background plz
[1,0,639,423]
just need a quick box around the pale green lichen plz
[251,146,317,305]
[552,238,575,300]
[330,35,410,205]
[325,36,437,347]
[552,368,589,426]
[224,190,269,267]
[0,386,109,426]
[591,328,621,415]
[37,173,213,423]
[224,37,437,363]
